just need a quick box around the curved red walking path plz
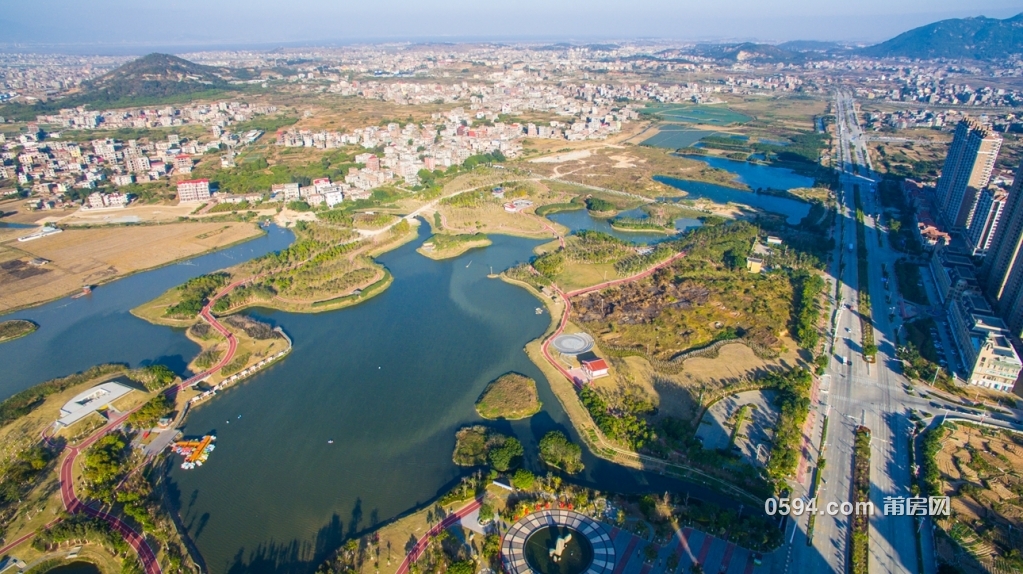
[43,280,247,574]
[394,498,482,574]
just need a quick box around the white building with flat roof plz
[56,381,134,428]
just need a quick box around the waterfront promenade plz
[31,278,253,574]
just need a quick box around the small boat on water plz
[70,286,93,299]
[535,307,544,315]
[466,260,472,268]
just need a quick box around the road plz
[782,91,939,574]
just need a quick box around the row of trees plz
[792,272,826,350]
[763,369,813,485]
[565,230,632,265]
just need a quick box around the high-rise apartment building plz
[967,187,1008,255]
[935,119,1002,229]
[981,162,1023,334]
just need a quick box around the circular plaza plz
[551,333,594,356]
[501,509,615,574]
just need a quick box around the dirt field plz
[0,221,264,313]
[517,144,743,198]
[931,422,1023,572]
[591,339,805,423]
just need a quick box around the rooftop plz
[57,380,133,428]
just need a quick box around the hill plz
[79,53,234,103]
[861,13,1023,60]
[693,42,806,64]
[0,53,240,120]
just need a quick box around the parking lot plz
[695,390,778,467]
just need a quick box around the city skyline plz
[1,0,1021,53]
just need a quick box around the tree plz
[478,502,494,523]
[488,437,523,472]
[447,561,475,574]
[128,394,172,429]
[863,343,878,357]
[538,431,584,474]
[511,469,535,491]
[481,534,501,560]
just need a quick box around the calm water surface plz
[2,218,745,574]
[547,208,702,244]
[170,224,734,574]
[655,176,811,225]
[684,155,815,191]
[0,226,295,398]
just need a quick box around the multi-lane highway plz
[781,91,933,574]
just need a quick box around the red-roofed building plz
[581,358,609,379]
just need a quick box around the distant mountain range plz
[859,13,1023,60]
[687,13,1023,63]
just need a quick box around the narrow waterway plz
[0,226,295,399]
[547,208,703,244]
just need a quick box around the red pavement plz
[611,536,639,574]
[44,279,249,573]
[719,542,736,573]
[394,498,482,574]
[696,535,714,565]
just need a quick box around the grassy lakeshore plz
[500,272,766,505]
[0,362,205,572]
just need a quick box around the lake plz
[167,223,735,574]
[655,176,811,225]
[683,155,815,192]
[0,226,295,399]
[2,220,740,574]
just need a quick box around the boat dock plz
[172,435,216,469]
[189,327,292,405]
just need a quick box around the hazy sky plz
[3,0,1021,51]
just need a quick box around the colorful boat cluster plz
[172,435,216,469]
